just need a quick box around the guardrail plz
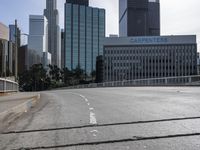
[0,78,19,93]
[64,75,200,89]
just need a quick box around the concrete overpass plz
[1,87,200,149]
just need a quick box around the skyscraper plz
[44,0,61,68]
[61,29,65,69]
[9,25,21,47]
[148,0,160,35]
[119,0,160,37]
[64,0,105,77]
[28,15,48,68]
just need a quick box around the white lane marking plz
[90,112,97,124]
[89,107,94,110]
[90,130,98,133]
[79,94,89,102]
[80,95,85,98]
[90,130,98,137]
[68,92,97,125]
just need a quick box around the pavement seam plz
[3,116,200,134]
[12,132,200,150]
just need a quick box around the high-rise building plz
[28,15,48,68]
[61,29,65,69]
[0,22,16,77]
[44,0,61,68]
[18,45,28,74]
[148,0,160,35]
[9,24,23,75]
[64,0,105,77]
[9,25,21,47]
[42,52,52,68]
[119,0,160,37]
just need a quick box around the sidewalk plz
[0,92,39,113]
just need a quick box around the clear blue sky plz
[0,0,200,51]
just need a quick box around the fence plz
[64,75,200,89]
[0,78,19,93]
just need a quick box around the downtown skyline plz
[0,0,200,50]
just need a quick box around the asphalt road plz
[1,87,200,150]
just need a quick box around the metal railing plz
[0,78,19,93]
[64,75,200,89]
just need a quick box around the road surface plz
[1,87,200,150]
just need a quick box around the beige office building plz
[0,22,9,40]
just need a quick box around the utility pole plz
[15,19,18,81]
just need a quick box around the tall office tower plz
[119,0,160,36]
[148,0,160,35]
[64,0,105,77]
[44,0,61,68]
[9,25,21,47]
[28,15,48,68]
[61,29,65,69]
[9,24,22,76]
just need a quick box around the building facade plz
[18,45,28,74]
[42,52,52,68]
[0,23,16,77]
[44,0,61,68]
[0,39,16,77]
[96,55,104,83]
[103,36,197,82]
[119,0,160,37]
[197,52,200,75]
[61,29,65,69]
[64,1,105,77]
[28,15,48,68]
[9,25,21,47]
[0,22,9,41]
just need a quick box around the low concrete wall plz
[0,78,18,93]
[63,75,200,89]
[0,94,40,132]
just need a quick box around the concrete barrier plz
[0,94,40,132]
[0,78,19,93]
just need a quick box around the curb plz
[0,94,40,132]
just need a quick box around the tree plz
[19,64,51,91]
[61,67,73,86]
[48,65,62,82]
[72,66,85,84]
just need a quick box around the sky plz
[0,0,200,51]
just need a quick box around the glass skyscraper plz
[64,0,105,77]
[119,0,160,37]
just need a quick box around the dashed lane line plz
[90,112,97,125]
